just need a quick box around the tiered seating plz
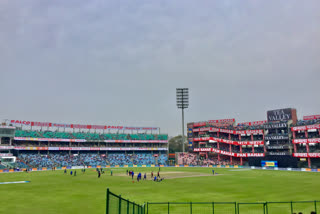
[107,153,133,165]
[177,153,198,165]
[157,135,168,140]
[15,130,168,141]
[294,119,320,126]
[72,132,87,139]
[15,130,42,138]
[6,152,168,168]
[158,154,167,165]
[79,153,107,166]
[42,131,71,139]
[133,153,155,165]
[18,153,109,167]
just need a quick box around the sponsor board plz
[292,138,320,144]
[265,135,289,141]
[193,148,264,157]
[267,108,293,122]
[10,120,159,131]
[264,122,287,129]
[291,124,320,132]
[194,137,264,146]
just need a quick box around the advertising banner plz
[267,108,292,122]
[265,135,289,141]
[103,140,168,143]
[238,120,267,126]
[194,137,264,146]
[0,146,14,150]
[0,153,13,157]
[291,124,320,132]
[264,122,288,129]
[267,145,289,149]
[293,153,320,158]
[267,152,290,156]
[193,127,264,135]
[193,148,264,157]
[10,120,159,131]
[187,128,193,138]
[303,115,320,120]
[14,137,86,142]
[292,138,320,144]
[12,146,167,151]
[261,161,278,167]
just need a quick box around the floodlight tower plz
[176,88,189,152]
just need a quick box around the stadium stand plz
[15,152,168,168]
[14,130,168,141]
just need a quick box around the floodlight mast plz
[176,88,189,153]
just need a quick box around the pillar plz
[305,130,308,139]
[308,158,311,168]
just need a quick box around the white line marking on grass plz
[0,181,30,184]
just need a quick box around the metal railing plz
[107,189,319,214]
[106,189,145,214]
[147,201,319,214]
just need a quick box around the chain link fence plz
[107,189,318,214]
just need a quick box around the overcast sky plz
[1,0,320,136]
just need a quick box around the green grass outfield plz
[0,167,319,214]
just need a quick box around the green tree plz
[169,135,188,153]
